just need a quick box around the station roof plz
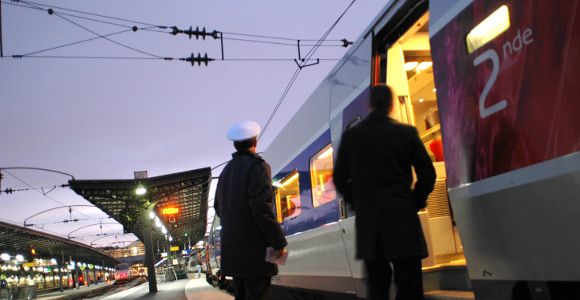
[68,168,211,247]
[0,220,119,266]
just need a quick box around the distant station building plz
[100,241,145,260]
[0,220,118,295]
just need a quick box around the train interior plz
[376,12,466,271]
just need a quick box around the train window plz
[310,144,336,207]
[273,170,301,222]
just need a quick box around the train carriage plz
[257,0,580,299]
[114,263,131,283]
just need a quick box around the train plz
[113,263,147,284]
[210,0,580,299]
[114,263,131,283]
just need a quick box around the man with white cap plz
[215,121,287,300]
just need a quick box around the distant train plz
[114,263,131,283]
[205,216,232,292]
[211,0,580,299]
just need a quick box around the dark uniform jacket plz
[334,110,436,260]
[215,150,287,278]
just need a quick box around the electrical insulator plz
[341,39,353,47]
[170,26,218,40]
[181,53,214,66]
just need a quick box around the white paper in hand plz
[265,247,288,265]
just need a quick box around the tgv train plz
[212,0,579,299]
[114,263,131,283]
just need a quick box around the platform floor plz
[93,275,232,300]
[36,281,116,300]
[35,275,474,300]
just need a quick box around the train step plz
[423,265,471,292]
[425,290,475,300]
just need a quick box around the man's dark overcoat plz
[334,110,436,260]
[215,151,287,278]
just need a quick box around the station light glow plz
[135,186,147,196]
[404,61,419,71]
[161,207,180,215]
[404,61,432,73]
[1,253,9,261]
[417,61,432,71]
[16,255,24,262]
[466,5,510,53]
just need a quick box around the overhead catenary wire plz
[0,217,65,237]
[8,55,169,60]
[2,1,136,29]
[0,183,68,194]
[19,28,133,57]
[10,0,350,43]
[25,218,92,228]
[4,1,344,65]
[18,1,164,59]
[4,1,351,48]
[4,55,339,62]
[220,30,346,43]
[14,0,165,28]
[1,170,120,233]
[221,36,346,47]
[260,0,357,139]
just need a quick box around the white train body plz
[262,0,580,299]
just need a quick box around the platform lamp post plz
[137,184,158,293]
[58,251,64,293]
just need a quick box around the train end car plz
[114,263,131,283]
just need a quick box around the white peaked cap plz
[227,121,261,141]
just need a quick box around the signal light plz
[29,246,37,258]
[161,207,179,215]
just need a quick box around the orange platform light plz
[161,207,179,215]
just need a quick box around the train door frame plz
[370,0,466,268]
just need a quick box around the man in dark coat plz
[334,86,436,300]
[215,121,288,300]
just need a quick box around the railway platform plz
[35,281,115,300]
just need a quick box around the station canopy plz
[0,220,119,266]
[68,168,211,247]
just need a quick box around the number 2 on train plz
[473,49,507,118]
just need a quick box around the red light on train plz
[161,207,179,215]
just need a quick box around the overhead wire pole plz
[0,0,3,57]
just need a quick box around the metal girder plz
[68,168,211,246]
[0,220,118,266]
